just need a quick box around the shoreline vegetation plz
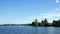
[0,18,60,27]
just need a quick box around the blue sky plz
[0,0,60,24]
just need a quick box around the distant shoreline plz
[0,24,60,27]
[0,18,60,27]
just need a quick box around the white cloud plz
[56,0,59,3]
[33,9,60,22]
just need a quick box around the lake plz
[0,26,60,34]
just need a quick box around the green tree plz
[32,19,38,26]
[40,20,44,26]
[38,22,43,26]
[35,19,38,26]
[43,19,50,26]
[44,19,48,23]
[52,20,60,27]
[59,19,60,22]
[52,20,55,26]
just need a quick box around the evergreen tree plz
[52,20,56,26]
[43,19,48,26]
[41,20,44,26]
[32,19,38,26]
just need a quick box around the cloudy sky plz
[0,0,60,24]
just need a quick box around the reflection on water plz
[0,26,60,34]
[32,27,38,34]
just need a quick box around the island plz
[0,18,60,27]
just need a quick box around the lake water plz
[0,26,60,34]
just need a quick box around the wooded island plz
[0,19,60,27]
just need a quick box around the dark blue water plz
[0,26,60,34]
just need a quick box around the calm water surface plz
[0,26,60,34]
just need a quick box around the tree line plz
[0,18,60,26]
[31,19,60,27]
